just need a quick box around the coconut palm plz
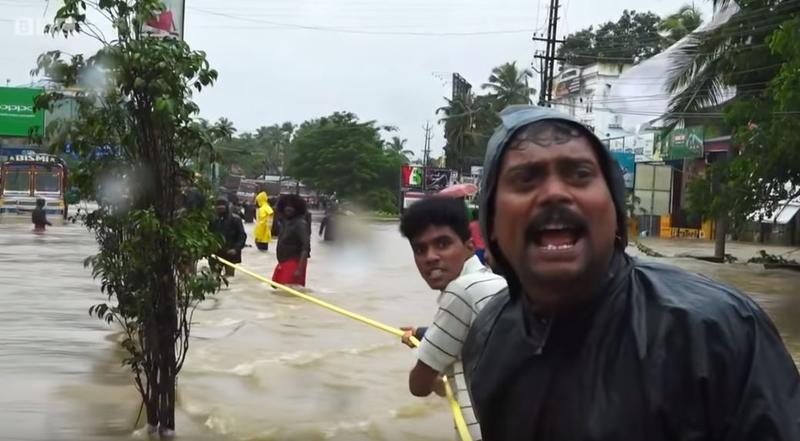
[481,61,535,110]
[665,1,788,115]
[386,136,415,157]
[437,92,498,172]
[659,4,703,47]
[214,117,236,140]
[665,0,798,259]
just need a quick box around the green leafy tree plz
[286,112,403,212]
[668,0,800,257]
[481,61,535,109]
[557,10,664,66]
[33,0,223,436]
[659,4,703,47]
[214,122,295,179]
[254,122,294,175]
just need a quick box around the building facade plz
[550,62,633,139]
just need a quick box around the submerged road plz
[0,217,797,440]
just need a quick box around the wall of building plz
[551,62,633,140]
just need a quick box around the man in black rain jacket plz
[462,105,800,441]
[210,197,247,277]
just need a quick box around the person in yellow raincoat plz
[254,191,274,251]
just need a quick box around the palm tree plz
[665,1,786,115]
[664,0,796,259]
[215,117,236,140]
[658,4,703,47]
[481,61,535,110]
[386,136,415,157]
[437,92,498,173]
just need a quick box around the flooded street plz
[0,219,798,441]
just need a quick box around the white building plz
[550,62,634,139]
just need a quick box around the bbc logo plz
[13,17,45,36]
[12,17,75,36]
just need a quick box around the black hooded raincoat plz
[463,106,800,441]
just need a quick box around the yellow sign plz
[670,228,704,239]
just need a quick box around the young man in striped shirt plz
[399,197,507,441]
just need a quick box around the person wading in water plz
[254,190,274,251]
[31,198,53,232]
[272,194,310,286]
[210,197,247,277]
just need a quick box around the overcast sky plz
[2,0,714,158]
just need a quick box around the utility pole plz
[422,121,433,192]
[533,0,565,106]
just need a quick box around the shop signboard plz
[401,165,455,191]
[401,165,424,188]
[0,87,45,137]
[605,132,657,162]
[665,126,704,160]
[142,0,185,38]
[611,151,635,189]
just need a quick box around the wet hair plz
[276,194,308,216]
[508,120,588,150]
[400,197,471,243]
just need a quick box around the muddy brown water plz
[0,218,797,440]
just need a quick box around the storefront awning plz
[752,202,800,225]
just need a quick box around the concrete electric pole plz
[533,0,565,106]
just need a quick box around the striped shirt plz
[417,255,507,441]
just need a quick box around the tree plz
[557,10,664,66]
[33,0,222,436]
[481,61,535,109]
[438,92,497,173]
[286,112,404,212]
[213,122,295,179]
[385,136,414,163]
[667,0,800,258]
[659,4,703,47]
[215,117,236,139]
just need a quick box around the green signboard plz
[0,87,45,137]
[665,126,704,160]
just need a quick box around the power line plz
[189,6,542,36]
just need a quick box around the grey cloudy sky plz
[2,0,713,158]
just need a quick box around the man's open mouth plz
[428,268,445,279]
[531,223,585,251]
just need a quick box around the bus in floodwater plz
[0,153,68,219]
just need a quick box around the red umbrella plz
[437,183,478,198]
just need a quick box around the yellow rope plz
[210,255,473,441]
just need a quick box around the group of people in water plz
[395,105,799,441]
[209,189,339,287]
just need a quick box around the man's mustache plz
[524,205,587,242]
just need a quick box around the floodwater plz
[0,216,798,441]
